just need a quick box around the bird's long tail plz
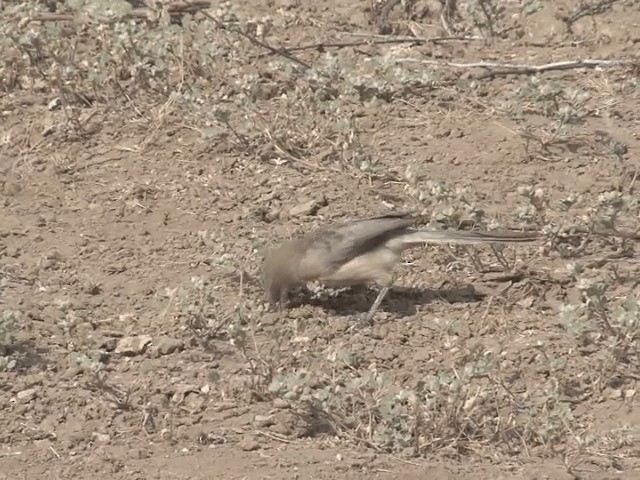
[388,228,539,250]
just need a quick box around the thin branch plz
[374,0,402,34]
[276,35,479,54]
[199,11,311,70]
[560,0,621,27]
[344,32,480,42]
[441,0,457,35]
[575,226,640,242]
[395,58,639,79]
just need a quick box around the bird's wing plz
[302,212,417,271]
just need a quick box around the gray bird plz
[262,212,538,322]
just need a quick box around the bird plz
[262,211,539,324]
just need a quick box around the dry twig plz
[395,58,639,79]
[276,35,477,54]
[560,0,622,28]
[441,0,457,35]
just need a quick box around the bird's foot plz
[347,310,376,332]
[348,286,390,332]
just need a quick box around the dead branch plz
[441,0,457,35]
[560,0,621,28]
[576,227,640,242]
[276,35,478,54]
[374,0,402,34]
[394,58,639,79]
[344,32,479,42]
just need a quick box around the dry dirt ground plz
[1,0,639,479]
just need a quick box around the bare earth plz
[1,1,639,479]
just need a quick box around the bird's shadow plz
[288,284,485,317]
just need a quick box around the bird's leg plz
[348,286,390,331]
[279,291,287,311]
[367,286,390,321]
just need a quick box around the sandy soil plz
[1,0,639,478]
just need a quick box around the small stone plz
[272,398,290,409]
[115,335,152,355]
[156,337,183,355]
[374,346,396,362]
[253,415,275,428]
[17,388,38,403]
[106,263,127,274]
[96,337,117,352]
[264,207,281,223]
[272,412,297,436]
[184,392,205,411]
[328,317,348,332]
[288,197,326,217]
[261,312,280,326]
[608,388,623,400]
[61,366,83,379]
[48,97,62,110]
[92,432,111,443]
[370,324,389,340]
[84,283,102,295]
[239,437,260,451]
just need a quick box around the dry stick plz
[344,32,479,42]
[560,0,621,27]
[374,0,402,33]
[277,35,478,54]
[584,227,640,241]
[441,0,457,35]
[395,58,639,78]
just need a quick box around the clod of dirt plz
[261,312,280,326]
[16,388,38,403]
[238,437,260,451]
[1,180,21,197]
[328,317,349,332]
[271,412,299,437]
[115,335,152,356]
[288,196,327,217]
[95,336,118,352]
[83,282,102,295]
[183,392,206,412]
[92,432,111,444]
[155,336,184,355]
[272,398,290,409]
[252,414,275,428]
[370,324,390,340]
[106,263,127,274]
[373,346,397,362]
[263,207,281,223]
[61,366,83,379]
